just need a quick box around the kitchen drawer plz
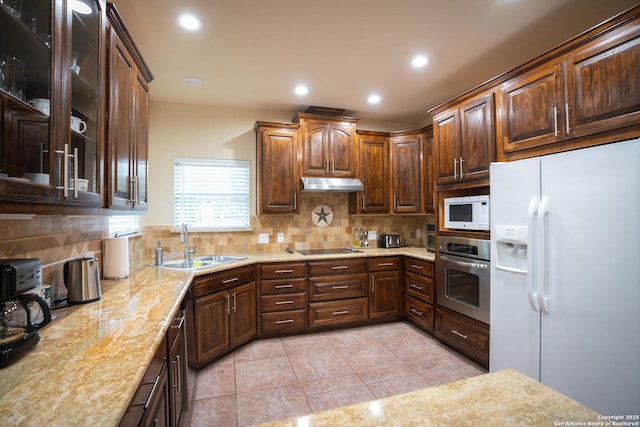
[308,273,368,302]
[308,259,367,276]
[308,297,369,328]
[404,295,433,331]
[259,277,307,295]
[435,307,489,368]
[260,293,306,312]
[404,258,434,278]
[368,257,401,272]
[194,265,256,298]
[260,309,306,334]
[259,262,306,279]
[404,271,434,304]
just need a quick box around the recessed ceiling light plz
[411,55,429,68]
[184,77,203,86]
[367,94,381,104]
[177,13,202,31]
[70,0,92,15]
[294,85,309,96]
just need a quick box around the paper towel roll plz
[103,237,129,279]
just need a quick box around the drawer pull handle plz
[274,284,294,289]
[451,329,468,340]
[275,300,294,305]
[331,285,349,289]
[378,262,394,266]
[222,277,239,284]
[331,266,349,270]
[410,308,424,316]
[275,269,294,274]
[410,284,423,290]
[332,310,349,315]
[275,319,294,324]
[410,264,423,270]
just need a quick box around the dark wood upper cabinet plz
[297,113,359,178]
[105,4,153,210]
[432,91,495,189]
[255,122,300,214]
[390,129,425,213]
[0,0,106,213]
[495,7,640,160]
[349,130,390,214]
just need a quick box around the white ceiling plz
[109,0,639,124]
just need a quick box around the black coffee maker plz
[0,259,52,368]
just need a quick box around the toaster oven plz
[378,234,401,248]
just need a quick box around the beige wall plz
[145,101,416,226]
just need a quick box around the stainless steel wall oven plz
[437,236,490,324]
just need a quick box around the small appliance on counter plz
[378,234,401,248]
[103,237,129,279]
[63,257,101,304]
[1,259,52,368]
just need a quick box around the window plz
[108,215,140,237]
[174,158,250,231]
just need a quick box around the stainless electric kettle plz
[64,257,101,304]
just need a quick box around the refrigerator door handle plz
[527,196,540,312]
[537,196,551,314]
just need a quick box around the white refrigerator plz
[489,138,640,415]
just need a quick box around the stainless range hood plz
[300,177,364,192]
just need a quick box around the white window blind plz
[108,215,140,237]
[174,158,250,231]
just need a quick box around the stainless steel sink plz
[161,255,246,270]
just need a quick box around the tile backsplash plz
[1,193,433,298]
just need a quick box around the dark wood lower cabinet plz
[120,309,187,427]
[404,295,433,330]
[435,306,490,369]
[369,270,399,319]
[188,281,257,369]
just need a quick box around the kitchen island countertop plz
[257,369,600,427]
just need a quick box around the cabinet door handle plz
[410,308,424,316]
[275,300,294,305]
[332,310,349,315]
[393,195,397,211]
[55,144,69,196]
[410,283,423,290]
[232,292,237,312]
[274,270,294,274]
[274,284,294,289]
[453,158,457,180]
[459,157,464,179]
[410,264,423,270]
[72,146,79,198]
[565,102,570,134]
[451,329,468,340]
[226,293,230,314]
[325,157,330,174]
[222,277,239,284]
[553,106,558,136]
[362,194,365,212]
[331,285,349,289]
[371,276,375,293]
[331,266,349,270]
[377,263,394,267]
[275,319,294,324]
[293,192,297,210]
[331,158,335,175]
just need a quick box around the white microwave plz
[444,195,489,231]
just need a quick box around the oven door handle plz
[441,257,488,270]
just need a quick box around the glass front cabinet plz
[0,0,105,213]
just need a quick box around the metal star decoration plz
[311,204,333,227]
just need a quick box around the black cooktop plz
[296,248,361,256]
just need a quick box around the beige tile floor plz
[187,321,487,427]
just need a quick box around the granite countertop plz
[257,369,600,427]
[0,248,431,426]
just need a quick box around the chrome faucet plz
[180,223,195,263]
